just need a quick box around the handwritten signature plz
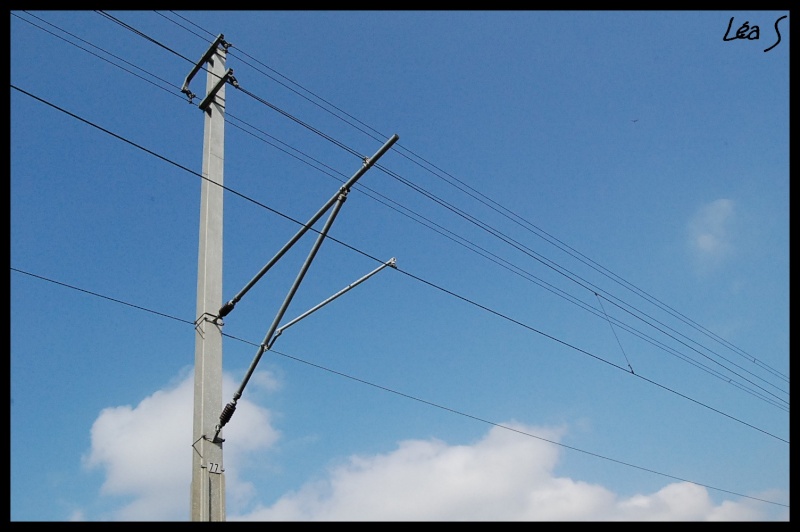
[723,15,787,52]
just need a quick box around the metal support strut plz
[213,135,399,441]
[217,134,399,320]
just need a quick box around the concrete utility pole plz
[181,34,396,522]
[184,34,235,522]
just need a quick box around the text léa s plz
[723,15,787,53]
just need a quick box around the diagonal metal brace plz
[217,133,399,319]
[267,257,397,349]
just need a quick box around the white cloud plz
[687,199,735,272]
[81,368,279,521]
[79,373,785,522]
[231,422,778,522]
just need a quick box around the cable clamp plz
[194,312,223,330]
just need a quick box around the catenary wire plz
[233,75,790,405]
[10,11,789,410]
[159,9,789,385]
[14,11,185,101]
[98,8,789,388]
[95,10,196,64]
[167,11,789,383]
[238,83,790,403]
[226,116,789,410]
[225,76,789,402]
[10,83,789,441]
[34,8,786,401]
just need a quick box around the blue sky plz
[10,10,789,521]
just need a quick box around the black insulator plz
[219,402,237,426]
[218,300,235,318]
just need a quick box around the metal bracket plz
[181,34,228,104]
[198,68,235,111]
[194,312,223,331]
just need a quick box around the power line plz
[154,10,211,41]
[224,77,789,401]
[95,10,195,64]
[224,114,790,411]
[10,84,789,444]
[11,14,789,520]
[14,11,184,100]
[16,9,787,407]
[9,266,789,509]
[198,53,789,401]
[231,78,789,405]
[157,11,787,385]
[596,292,635,374]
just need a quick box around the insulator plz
[219,402,237,427]
[218,300,235,318]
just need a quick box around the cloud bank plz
[80,371,786,521]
